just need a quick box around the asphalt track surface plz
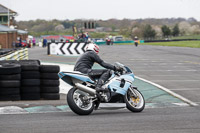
[0,106,200,133]
[1,45,200,133]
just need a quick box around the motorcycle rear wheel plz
[124,87,145,112]
[67,87,94,115]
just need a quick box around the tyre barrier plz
[0,60,60,101]
[19,60,41,100]
[0,48,28,61]
[0,63,21,101]
[40,65,60,100]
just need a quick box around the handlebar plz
[114,69,124,76]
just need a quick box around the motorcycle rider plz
[134,36,139,47]
[74,43,121,92]
[106,34,113,45]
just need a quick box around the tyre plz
[21,64,39,71]
[40,65,60,73]
[67,87,94,115]
[40,86,59,93]
[0,80,20,88]
[21,79,40,86]
[124,87,145,112]
[0,88,20,95]
[21,71,40,79]
[0,95,21,101]
[40,73,59,80]
[0,51,5,55]
[19,60,40,65]
[0,74,21,80]
[0,64,21,75]
[20,87,40,93]
[21,93,40,100]
[0,60,18,65]
[40,79,59,87]
[41,93,60,100]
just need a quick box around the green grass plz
[143,41,200,48]
[114,41,200,48]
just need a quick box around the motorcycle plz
[58,62,145,115]
[106,38,113,45]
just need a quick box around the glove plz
[114,66,123,72]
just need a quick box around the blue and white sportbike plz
[58,62,145,115]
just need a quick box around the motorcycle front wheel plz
[124,87,145,112]
[67,87,94,115]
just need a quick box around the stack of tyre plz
[19,60,41,100]
[40,65,60,100]
[0,49,13,55]
[0,61,21,101]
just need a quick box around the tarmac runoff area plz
[0,62,196,115]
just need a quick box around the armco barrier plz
[48,42,89,56]
[0,48,28,61]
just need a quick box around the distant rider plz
[134,36,139,47]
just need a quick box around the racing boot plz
[96,79,109,92]
[95,86,110,102]
[95,86,109,93]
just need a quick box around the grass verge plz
[115,41,200,48]
[142,41,200,48]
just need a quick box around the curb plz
[0,106,28,114]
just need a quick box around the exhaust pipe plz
[75,83,97,95]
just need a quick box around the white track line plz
[136,76,198,107]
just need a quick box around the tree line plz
[16,18,200,40]
[139,24,180,40]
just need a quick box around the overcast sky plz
[1,0,200,21]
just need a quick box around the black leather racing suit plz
[74,50,115,88]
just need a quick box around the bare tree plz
[179,21,191,35]
[55,24,65,31]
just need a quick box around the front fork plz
[128,86,138,99]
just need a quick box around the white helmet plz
[86,43,99,54]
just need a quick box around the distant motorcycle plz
[59,62,145,115]
[106,38,113,45]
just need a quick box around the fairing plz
[107,73,134,95]
[58,71,94,86]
